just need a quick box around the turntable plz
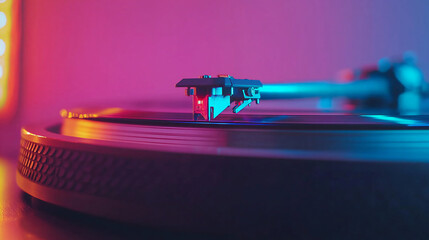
[16,54,429,237]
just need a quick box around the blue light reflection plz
[362,115,429,126]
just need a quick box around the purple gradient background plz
[20,0,429,122]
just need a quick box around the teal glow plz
[395,65,423,88]
[362,115,429,126]
[260,84,303,94]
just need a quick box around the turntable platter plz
[15,107,429,236]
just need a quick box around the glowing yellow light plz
[60,109,101,119]
[59,109,68,118]
[0,0,20,120]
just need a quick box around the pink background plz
[19,0,429,122]
[0,0,426,236]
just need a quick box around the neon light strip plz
[0,0,19,119]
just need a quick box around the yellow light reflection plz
[21,128,47,139]
[0,158,7,222]
[0,157,23,239]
